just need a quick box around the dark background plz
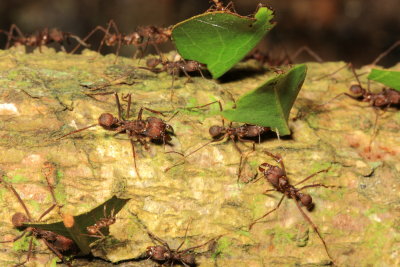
[0,0,399,67]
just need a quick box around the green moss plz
[13,235,39,252]
[11,175,28,183]
[264,226,296,246]
[235,229,251,237]
[212,236,232,259]
[363,205,388,217]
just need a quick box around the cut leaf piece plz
[172,6,275,79]
[24,196,130,255]
[367,69,400,91]
[221,64,307,136]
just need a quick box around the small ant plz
[3,24,87,52]
[57,93,175,179]
[146,221,221,266]
[249,151,338,264]
[71,20,171,61]
[145,56,205,83]
[86,206,116,238]
[0,163,77,266]
[166,101,270,181]
[207,0,236,13]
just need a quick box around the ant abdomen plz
[98,113,117,128]
[12,212,29,227]
[209,125,224,137]
[180,253,196,265]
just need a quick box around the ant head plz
[146,245,169,261]
[299,193,313,209]
[12,212,29,228]
[209,125,224,138]
[98,113,117,128]
[184,61,201,72]
[349,84,364,95]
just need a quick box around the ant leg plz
[294,167,330,186]
[165,135,226,172]
[66,34,89,53]
[292,197,335,263]
[249,195,285,230]
[137,107,166,120]
[350,64,365,91]
[130,139,142,179]
[114,93,123,120]
[312,63,349,81]
[56,124,98,140]
[122,93,132,118]
[6,24,25,49]
[14,237,34,267]
[372,40,400,65]
[289,46,323,63]
[42,238,72,267]
[42,162,63,214]
[0,177,32,220]
[38,204,57,222]
[367,108,380,152]
[318,92,360,107]
[107,20,122,63]
[147,231,171,251]
[71,26,108,54]
[298,184,339,191]
[176,218,193,252]
[0,229,28,243]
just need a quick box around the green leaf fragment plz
[367,69,400,91]
[172,6,275,78]
[221,64,307,136]
[24,195,130,255]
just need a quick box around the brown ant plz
[71,20,171,60]
[86,206,116,238]
[0,163,78,266]
[57,93,175,179]
[249,151,338,264]
[3,24,87,52]
[321,65,399,151]
[145,56,206,83]
[166,101,270,181]
[146,220,221,266]
[207,0,236,13]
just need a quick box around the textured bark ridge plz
[0,47,399,266]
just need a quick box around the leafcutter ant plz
[86,206,116,238]
[3,24,88,52]
[249,151,338,264]
[57,93,175,179]
[146,220,221,266]
[0,163,78,266]
[166,101,270,182]
[321,64,399,151]
[207,0,236,13]
[71,20,171,61]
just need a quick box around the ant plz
[3,24,87,52]
[321,65,399,151]
[86,206,116,238]
[145,56,205,83]
[146,220,221,266]
[0,163,78,266]
[249,151,338,264]
[207,0,236,13]
[57,93,175,179]
[71,20,171,61]
[166,101,270,181]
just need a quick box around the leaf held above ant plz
[221,64,307,136]
[23,195,130,255]
[367,69,400,91]
[171,6,275,79]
